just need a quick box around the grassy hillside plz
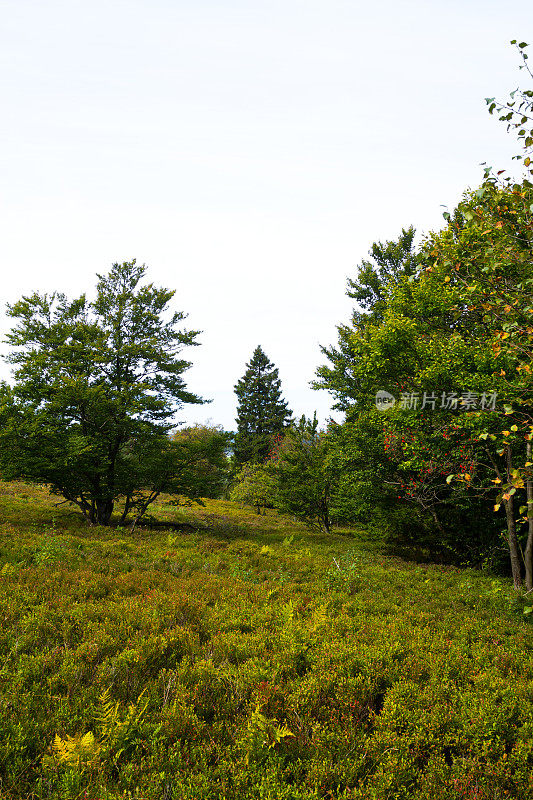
[1,481,533,800]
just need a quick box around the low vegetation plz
[1,481,533,800]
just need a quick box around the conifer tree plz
[233,346,291,466]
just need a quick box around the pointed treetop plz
[233,345,292,466]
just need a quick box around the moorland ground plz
[1,481,533,800]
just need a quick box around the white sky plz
[1,0,531,430]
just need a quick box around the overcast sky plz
[1,0,531,430]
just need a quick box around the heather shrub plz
[1,482,533,799]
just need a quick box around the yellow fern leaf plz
[50,731,99,767]
[79,731,97,754]
[52,734,69,761]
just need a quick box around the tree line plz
[232,41,533,592]
[0,41,532,589]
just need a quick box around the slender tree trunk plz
[320,483,331,534]
[525,441,533,591]
[119,495,133,525]
[127,491,161,532]
[505,444,522,590]
[505,497,522,589]
[428,506,446,537]
[321,501,331,534]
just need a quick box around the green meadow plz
[1,480,533,800]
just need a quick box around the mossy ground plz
[1,481,533,799]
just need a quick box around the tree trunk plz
[321,503,331,534]
[94,498,114,526]
[505,496,522,589]
[321,484,331,534]
[428,506,446,537]
[505,445,522,589]
[525,441,533,591]
[119,494,133,525]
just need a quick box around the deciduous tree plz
[0,261,204,526]
[272,415,338,534]
[229,462,277,515]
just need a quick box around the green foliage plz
[0,261,204,525]
[486,40,533,163]
[313,44,533,581]
[230,461,278,514]
[42,687,149,787]
[272,414,340,533]
[314,227,420,412]
[315,174,533,574]
[233,345,292,466]
[346,225,420,325]
[170,423,232,501]
[95,687,149,764]
[34,534,69,567]
[239,704,295,765]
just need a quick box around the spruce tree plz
[233,346,291,466]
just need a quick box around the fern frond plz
[50,731,100,767]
